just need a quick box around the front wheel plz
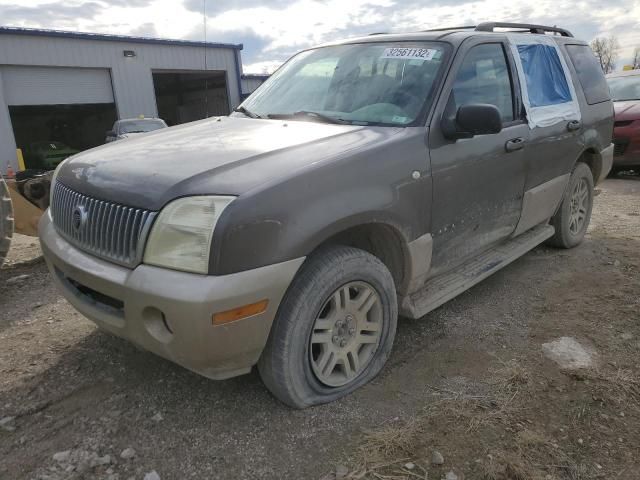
[258,245,398,408]
[547,162,594,249]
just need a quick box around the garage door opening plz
[152,71,229,126]
[2,65,117,170]
[9,103,117,170]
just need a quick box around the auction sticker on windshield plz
[381,47,437,61]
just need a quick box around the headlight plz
[143,196,234,274]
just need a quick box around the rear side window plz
[565,44,611,105]
[516,44,571,107]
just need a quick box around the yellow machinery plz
[1,153,53,266]
[6,178,45,236]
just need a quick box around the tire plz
[0,177,14,267]
[258,245,398,408]
[547,162,594,249]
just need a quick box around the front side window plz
[450,43,515,122]
[241,42,448,126]
[607,74,640,102]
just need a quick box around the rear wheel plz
[547,163,593,249]
[0,177,14,267]
[258,245,398,408]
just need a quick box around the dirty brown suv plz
[40,23,613,408]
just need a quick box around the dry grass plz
[496,361,530,389]
[358,420,423,462]
[481,453,529,480]
[344,361,534,479]
[339,358,639,480]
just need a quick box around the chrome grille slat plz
[51,182,156,268]
[122,208,132,260]
[130,210,141,259]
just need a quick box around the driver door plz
[428,37,528,276]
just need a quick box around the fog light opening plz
[142,306,174,344]
[161,312,174,334]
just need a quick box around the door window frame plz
[433,36,526,133]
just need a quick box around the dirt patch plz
[1,177,639,480]
[2,233,42,267]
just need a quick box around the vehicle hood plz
[613,100,640,121]
[58,116,398,210]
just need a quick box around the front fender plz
[210,128,432,275]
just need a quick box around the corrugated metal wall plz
[241,76,268,96]
[3,66,114,105]
[0,32,242,172]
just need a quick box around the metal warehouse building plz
[240,73,270,100]
[0,26,253,173]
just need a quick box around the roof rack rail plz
[368,32,388,36]
[475,22,573,37]
[422,26,476,33]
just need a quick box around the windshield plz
[118,119,167,134]
[607,74,640,101]
[240,42,447,126]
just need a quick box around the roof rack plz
[422,26,476,33]
[475,22,573,37]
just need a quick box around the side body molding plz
[402,232,433,296]
[513,174,570,237]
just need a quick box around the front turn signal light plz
[212,299,269,325]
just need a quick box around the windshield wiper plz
[267,111,349,124]
[233,106,262,119]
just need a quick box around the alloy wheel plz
[309,281,383,387]
[569,177,589,235]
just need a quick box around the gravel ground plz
[0,175,639,480]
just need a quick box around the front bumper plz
[613,122,640,168]
[39,211,304,380]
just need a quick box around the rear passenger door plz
[517,43,586,191]
[428,36,528,276]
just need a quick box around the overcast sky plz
[1,0,639,73]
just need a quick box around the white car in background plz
[105,117,168,143]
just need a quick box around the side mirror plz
[442,104,503,140]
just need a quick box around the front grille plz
[51,182,156,268]
[613,139,629,157]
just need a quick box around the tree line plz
[590,35,640,74]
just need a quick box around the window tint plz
[566,45,611,104]
[451,44,514,122]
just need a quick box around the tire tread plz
[0,178,14,267]
[547,162,593,249]
[258,245,397,408]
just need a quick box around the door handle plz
[505,137,525,152]
[567,120,581,132]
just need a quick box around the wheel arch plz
[576,147,603,183]
[312,220,411,294]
